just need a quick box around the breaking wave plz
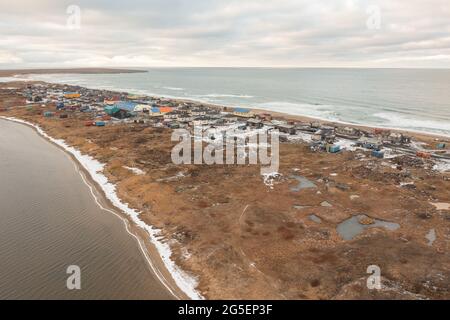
[374,112,450,136]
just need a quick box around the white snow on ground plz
[123,166,145,175]
[381,147,404,159]
[0,116,203,300]
[262,172,282,189]
[335,138,357,151]
[433,159,450,172]
[288,131,312,143]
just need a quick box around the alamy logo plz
[66,265,81,290]
[66,5,81,30]
[367,265,381,290]
[171,126,280,174]
[366,5,381,30]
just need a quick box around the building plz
[105,101,137,119]
[64,92,81,99]
[134,104,152,112]
[388,132,411,144]
[159,106,174,113]
[233,108,253,118]
[277,124,296,135]
[357,137,382,150]
[247,118,263,129]
[336,126,360,139]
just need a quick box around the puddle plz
[425,229,436,246]
[309,214,322,223]
[290,175,317,192]
[336,214,400,240]
[430,202,450,210]
[321,201,332,207]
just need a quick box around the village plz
[0,80,449,300]
[6,82,449,165]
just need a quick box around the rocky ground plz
[1,82,449,300]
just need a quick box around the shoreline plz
[4,76,448,141]
[0,116,202,300]
[1,98,449,299]
[0,68,147,77]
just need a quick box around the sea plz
[4,68,450,137]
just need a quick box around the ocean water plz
[11,68,450,136]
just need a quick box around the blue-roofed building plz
[233,107,252,118]
[114,101,137,112]
[151,106,160,114]
[104,101,137,119]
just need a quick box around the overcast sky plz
[1,0,449,68]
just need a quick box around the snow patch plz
[262,172,282,189]
[123,166,145,175]
[433,159,450,172]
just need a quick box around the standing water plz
[0,119,173,299]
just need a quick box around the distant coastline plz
[0,68,147,77]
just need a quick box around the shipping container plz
[327,144,341,153]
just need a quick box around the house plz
[134,104,152,113]
[310,122,321,129]
[277,124,296,135]
[164,111,179,120]
[311,129,335,143]
[115,101,137,112]
[388,132,411,144]
[176,113,193,123]
[150,106,161,115]
[257,113,272,121]
[336,126,360,140]
[247,118,263,129]
[64,92,81,99]
[357,137,382,150]
[192,116,210,126]
[105,101,137,119]
[190,109,206,117]
[167,121,181,129]
[159,106,174,113]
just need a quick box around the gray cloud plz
[1,0,449,68]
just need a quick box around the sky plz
[0,0,449,68]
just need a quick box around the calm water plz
[0,119,173,299]
[17,68,450,136]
